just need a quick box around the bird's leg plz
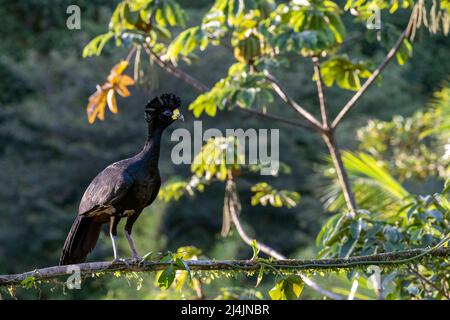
[125,214,141,261]
[109,215,123,263]
[125,232,139,260]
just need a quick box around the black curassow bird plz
[60,94,183,265]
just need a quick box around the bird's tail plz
[59,216,102,265]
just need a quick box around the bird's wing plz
[78,164,134,215]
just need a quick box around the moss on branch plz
[1,247,449,287]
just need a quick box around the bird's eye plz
[162,110,172,117]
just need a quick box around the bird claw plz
[111,258,128,266]
[131,256,144,264]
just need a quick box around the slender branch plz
[1,248,448,287]
[310,57,357,212]
[225,179,284,260]
[312,56,330,128]
[407,266,450,299]
[322,133,357,214]
[143,42,311,130]
[331,9,416,128]
[144,41,208,92]
[264,71,325,132]
[238,107,315,131]
[225,177,343,300]
[125,46,137,63]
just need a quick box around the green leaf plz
[396,38,413,65]
[159,180,188,202]
[155,7,166,27]
[167,27,201,61]
[326,13,346,43]
[228,0,244,25]
[256,265,264,287]
[268,280,284,300]
[142,251,154,261]
[339,220,362,258]
[164,2,177,26]
[318,55,371,91]
[82,33,114,58]
[158,264,176,289]
[123,3,139,25]
[251,239,260,260]
[237,89,256,108]
[20,276,36,289]
[251,182,300,208]
[321,152,410,215]
[269,276,304,300]
[287,275,304,299]
[205,101,217,116]
[175,258,192,282]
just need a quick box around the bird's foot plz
[128,255,144,265]
[111,258,129,266]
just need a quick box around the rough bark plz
[1,248,448,287]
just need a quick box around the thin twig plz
[322,133,358,214]
[331,8,416,128]
[125,46,137,63]
[144,41,208,92]
[312,56,330,128]
[264,71,325,132]
[238,106,314,131]
[408,266,450,299]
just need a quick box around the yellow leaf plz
[118,74,135,86]
[87,107,97,124]
[86,90,107,124]
[112,60,129,76]
[107,60,129,84]
[97,95,107,121]
[107,89,118,113]
[116,84,131,97]
[85,60,134,123]
[292,282,303,297]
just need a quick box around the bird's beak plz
[172,108,184,121]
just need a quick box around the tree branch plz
[1,248,448,287]
[264,71,325,132]
[322,133,358,214]
[312,56,330,128]
[331,9,416,128]
[238,107,315,131]
[225,177,343,300]
[144,41,208,92]
[407,266,450,299]
[143,42,312,131]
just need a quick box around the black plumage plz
[60,94,183,265]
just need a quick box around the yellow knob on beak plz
[172,108,184,121]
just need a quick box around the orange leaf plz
[114,60,129,74]
[97,95,107,121]
[86,90,107,124]
[115,84,131,97]
[118,74,135,86]
[85,60,134,123]
[107,60,129,84]
[87,105,98,124]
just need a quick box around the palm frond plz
[321,152,410,216]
